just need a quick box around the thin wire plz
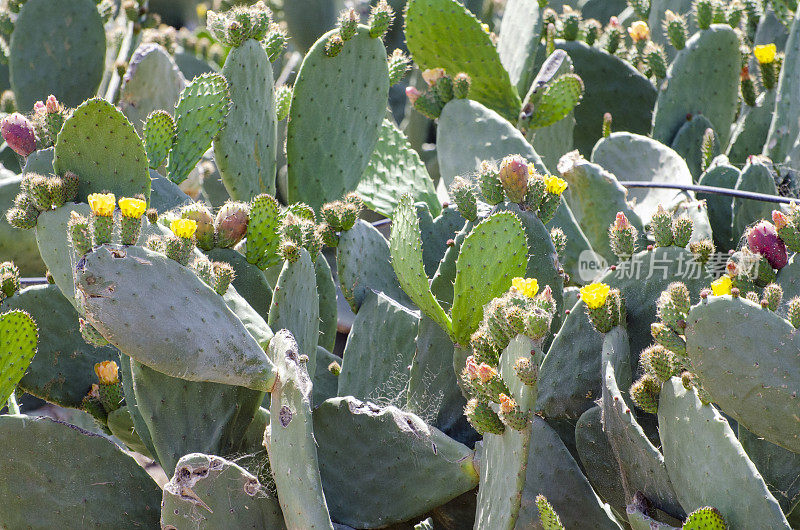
[619,181,798,204]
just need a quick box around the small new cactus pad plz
[143,110,175,170]
[166,73,231,185]
[536,495,565,530]
[53,98,150,204]
[286,26,388,210]
[0,309,38,405]
[10,0,105,111]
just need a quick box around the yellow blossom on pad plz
[94,360,118,385]
[87,193,115,217]
[512,277,539,298]
[754,44,776,64]
[544,175,568,195]
[170,218,197,239]
[580,283,611,309]
[499,393,516,413]
[628,21,649,42]
[118,197,146,218]
[710,275,732,296]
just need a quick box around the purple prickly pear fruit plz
[746,220,788,270]
[1,113,36,156]
[214,201,249,248]
[498,154,529,203]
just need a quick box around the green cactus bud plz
[546,22,556,57]
[700,128,716,172]
[449,176,478,222]
[666,281,691,314]
[663,10,687,50]
[163,234,193,266]
[628,0,650,20]
[338,8,359,41]
[453,72,471,99]
[609,212,638,260]
[324,32,344,57]
[226,19,247,47]
[536,495,565,530]
[327,361,341,376]
[212,261,235,295]
[317,222,339,248]
[485,299,512,351]
[249,2,272,41]
[743,0,761,36]
[145,234,165,254]
[408,88,442,119]
[605,19,623,54]
[744,290,759,304]
[683,506,727,529]
[477,364,512,403]
[470,328,500,366]
[561,7,581,41]
[122,0,139,22]
[321,202,343,231]
[630,374,661,414]
[541,8,558,34]
[524,306,552,342]
[763,283,783,311]
[464,397,505,435]
[651,205,674,247]
[740,67,757,106]
[640,344,675,382]
[477,161,503,205]
[98,380,124,414]
[694,0,713,29]
[274,85,292,121]
[583,19,601,45]
[368,0,394,39]
[601,112,613,139]
[498,394,528,431]
[26,174,54,212]
[657,295,686,333]
[0,261,19,299]
[279,240,300,263]
[671,215,693,248]
[537,192,562,225]
[45,176,67,208]
[513,357,538,386]
[753,254,776,287]
[90,213,113,247]
[81,389,108,425]
[0,90,14,113]
[727,1,744,28]
[66,211,91,255]
[263,23,287,62]
[214,201,249,248]
[432,75,454,105]
[550,227,567,259]
[689,239,715,265]
[387,49,411,86]
[191,256,216,287]
[119,214,142,247]
[79,318,108,347]
[651,322,686,356]
[787,297,800,328]
[645,43,667,79]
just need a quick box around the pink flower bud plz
[45,95,61,114]
[1,113,37,157]
[405,86,421,104]
[614,212,631,230]
[747,220,788,270]
[772,210,788,230]
[33,101,46,115]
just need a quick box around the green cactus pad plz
[337,290,419,400]
[765,12,800,163]
[315,253,337,352]
[106,406,151,457]
[0,415,160,527]
[9,0,105,111]
[496,0,545,94]
[728,90,776,166]
[3,285,117,408]
[161,453,284,529]
[214,40,277,200]
[450,211,527,344]
[0,175,45,274]
[357,119,441,218]
[390,195,452,330]
[267,329,335,529]
[207,247,273,322]
[528,74,584,129]
[53,99,150,204]
[418,204,467,278]
[243,193,281,269]
[475,336,540,529]
[696,161,739,251]
[732,156,779,241]
[76,245,276,391]
[340,218,411,312]
[150,170,192,211]
[738,426,800,513]
[591,132,694,224]
[0,308,36,405]
[558,152,644,263]
[651,25,740,147]
[575,406,627,516]
[143,110,176,170]
[119,43,185,135]
[167,73,230,184]
[685,296,800,453]
[131,360,263,474]
[405,0,521,122]
[670,115,718,180]
[34,203,89,308]
[626,504,679,530]
[539,41,657,156]
[658,377,790,529]
[601,332,683,517]
[315,396,478,527]
[268,248,319,379]
[286,26,388,210]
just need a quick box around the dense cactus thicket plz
[1,0,800,528]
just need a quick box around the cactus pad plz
[0,308,37,405]
[143,111,176,170]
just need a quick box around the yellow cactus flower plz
[170,218,198,239]
[421,68,446,87]
[710,275,732,296]
[118,197,146,218]
[544,175,568,195]
[580,283,611,309]
[87,193,116,217]
[628,21,650,43]
[94,361,119,385]
[512,277,539,298]
[499,393,516,413]
[754,44,776,64]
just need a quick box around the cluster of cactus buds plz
[650,205,694,248]
[406,68,471,119]
[580,282,624,333]
[206,1,272,47]
[6,171,79,230]
[0,261,19,302]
